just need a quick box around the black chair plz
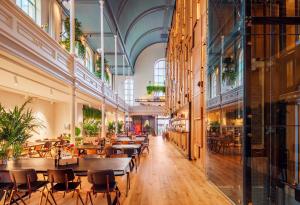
[86,170,120,205]
[47,169,84,205]
[141,137,150,154]
[123,149,138,172]
[10,169,52,205]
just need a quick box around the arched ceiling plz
[75,0,175,75]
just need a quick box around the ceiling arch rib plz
[124,5,171,43]
[129,27,164,57]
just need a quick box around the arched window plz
[16,0,41,25]
[124,79,134,106]
[154,58,166,86]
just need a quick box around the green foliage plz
[94,69,110,82]
[107,121,115,134]
[0,99,42,159]
[75,127,81,137]
[117,121,124,134]
[209,121,220,132]
[75,136,83,146]
[83,106,102,120]
[146,85,166,95]
[83,119,100,137]
[222,57,237,85]
[60,17,86,58]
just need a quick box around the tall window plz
[154,59,166,85]
[124,79,134,106]
[16,0,41,25]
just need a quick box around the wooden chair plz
[86,170,120,205]
[10,169,52,205]
[0,171,14,205]
[86,149,97,155]
[47,169,84,205]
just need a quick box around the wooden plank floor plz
[21,136,231,205]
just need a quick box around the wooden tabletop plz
[76,145,103,150]
[0,158,131,173]
[112,144,141,150]
[116,137,145,142]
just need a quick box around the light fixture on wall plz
[14,76,18,86]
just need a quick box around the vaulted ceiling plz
[75,0,175,75]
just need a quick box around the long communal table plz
[0,157,132,196]
[115,137,145,143]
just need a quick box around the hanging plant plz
[222,57,237,85]
[95,58,110,82]
[146,85,166,95]
[60,17,86,59]
[83,105,102,120]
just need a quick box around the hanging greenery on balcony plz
[95,57,110,82]
[83,105,102,120]
[146,85,166,95]
[222,57,237,85]
[60,17,86,59]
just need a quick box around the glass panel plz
[207,0,244,204]
[245,1,300,204]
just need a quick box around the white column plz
[114,35,118,92]
[115,109,118,134]
[69,0,75,55]
[99,0,105,82]
[101,103,106,138]
[100,0,106,139]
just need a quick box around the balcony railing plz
[207,86,243,109]
[0,0,129,111]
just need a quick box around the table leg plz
[126,172,130,197]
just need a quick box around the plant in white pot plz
[0,99,42,163]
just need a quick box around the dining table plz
[116,137,145,143]
[0,157,132,196]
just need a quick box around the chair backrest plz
[0,171,12,183]
[47,169,75,183]
[10,169,37,185]
[110,154,128,158]
[44,141,52,149]
[87,170,115,186]
[104,146,114,157]
[86,149,97,155]
[123,149,136,156]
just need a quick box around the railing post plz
[70,57,76,143]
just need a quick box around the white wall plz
[0,89,55,141]
[116,43,166,105]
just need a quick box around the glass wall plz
[244,0,300,204]
[206,0,244,204]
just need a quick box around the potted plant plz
[60,17,86,58]
[107,121,115,138]
[95,57,110,82]
[82,119,100,137]
[75,127,83,146]
[146,84,166,95]
[222,56,237,85]
[117,121,124,134]
[0,99,42,162]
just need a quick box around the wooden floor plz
[24,136,231,205]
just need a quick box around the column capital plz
[99,0,104,6]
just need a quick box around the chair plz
[10,169,52,205]
[47,169,84,205]
[0,171,14,205]
[86,149,97,155]
[141,137,150,154]
[40,142,53,158]
[86,170,120,205]
[123,149,138,172]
